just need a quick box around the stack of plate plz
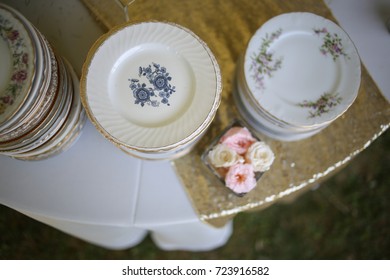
[0,4,86,160]
[81,21,222,160]
[234,12,361,141]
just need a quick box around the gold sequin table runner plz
[81,0,390,227]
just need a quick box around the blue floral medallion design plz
[129,62,176,107]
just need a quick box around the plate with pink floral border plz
[244,12,361,128]
[0,6,35,126]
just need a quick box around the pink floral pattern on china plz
[249,28,283,91]
[293,27,350,118]
[0,12,31,116]
[313,27,350,61]
[298,92,343,118]
[205,124,275,196]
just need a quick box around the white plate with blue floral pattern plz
[0,6,35,127]
[244,12,361,129]
[81,21,221,158]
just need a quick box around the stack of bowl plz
[0,4,86,160]
[234,12,361,141]
[81,21,222,160]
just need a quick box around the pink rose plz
[225,163,257,194]
[219,127,256,155]
[7,30,19,41]
[11,70,27,82]
[22,53,29,65]
[0,96,13,105]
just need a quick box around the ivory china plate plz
[0,6,35,127]
[244,12,361,128]
[234,77,326,141]
[0,31,57,142]
[0,57,71,153]
[14,59,85,158]
[81,21,222,154]
[0,15,46,135]
[0,3,85,160]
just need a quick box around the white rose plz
[208,144,244,168]
[245,141,275,172]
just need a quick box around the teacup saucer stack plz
[0,4,86,160]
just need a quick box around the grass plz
[0,130,389,260]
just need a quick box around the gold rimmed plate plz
[0,4,35,128]
[81,21,222,159]
[244,12,361,128]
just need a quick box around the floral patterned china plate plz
[81,21,222,159]
[0,3,85,161]
[0,7,35,127]
[244,12,361,128]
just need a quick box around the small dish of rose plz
[204,124,275,196]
